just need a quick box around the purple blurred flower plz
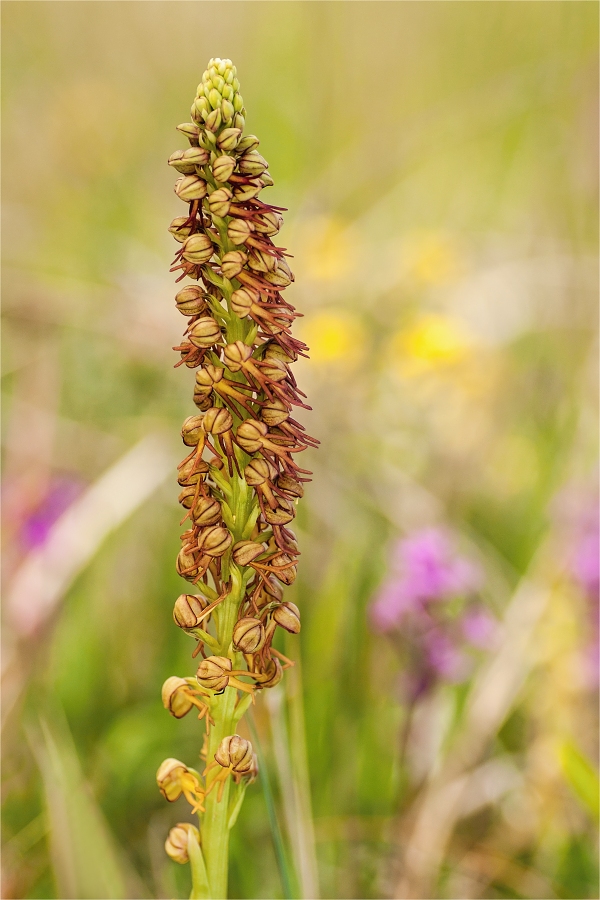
[461,606,498,649]
[423,628,469,681]
[370,528,483,633]
[20,477,83,549]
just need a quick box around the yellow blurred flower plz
[390,313,473,376]
[300,310,365,368]
[401,230,464,286]
[300,216,357,282]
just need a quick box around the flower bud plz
[162,676,194,718]
[181,233,214,265]
[217,127,242,151]
[232,540,265,567]
[259,657,283,689]
[233,113,245,132]
[188,317,222,348]
[264,258,294,287]
[247,248,276,273]
[175,174,208,202]
[224,340,252,372]
[177,458,208,486]
[173,593,209,629]
[227,219,253,246]
[236,419,267,453]
[261,398,289,426]
[237,134,259,153]
[276,474,304,498]
[197,655,231,691]
[176,548,200,580]
[202,406,233,435]
[230,287,256,317]
[271,553,297,585]
[165,822,200,864]
[273,601,301,634]
[178,485,196,509]
[168,149,196,175]
[197,525,232,557]
[232,181,262,203]
[221,99,235,122]
[221,251,247,279]
[238,151,269,176]
[191,496,221,526]
[175,285,209,317]
[168,216,195,242]
[176,122,201,144]
[263,498,295,526]
[261,172,274,187]
[212,155,236,183]
[215,735,254,774]
[253,211,283,235]
[233,616,265,653]
[244,458,276,487]
[181,415,205,446]
[261,575,284,603]
[205,108,222,133]
[207,187,232,217]
[259,358,288,383]
[156,758,188,801]
[264,343,296,364]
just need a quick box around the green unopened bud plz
[238,151,269,177]
[215,734,254,774]
[227,219,253,246]
[181,233,214,265]
[221,250,247,279]
[264,258,294,287]
[236,134,260,153]
[202,406,233,435]
[177,122,201,145]
[264,343,296,364]
[233,616,265,653]
[197,655,231,691]
[175,285,209,316]
[273,601,301,634]
[173,593,209,628]
[260,398,289,426]
[175,174,208,202]
[205,108,222,133]
[232,181,262,203]
[253,210,283,235]
[217,127,242,151]
[208,88,221,110]
[191,496,221,526]
[276,474,304,498]
[258,358,288,383]
[232,540,265,567]
[168,150,197,175]
[197,525,232,557]
[261,172,274,187]
[162,676,194,718]
[168,216,195,243]
[221,99,235,122]
[207,187,232,217]
[247,247,276,274]
[236,419,267,453]
[165,823,200,864]
[188,317,222,348]
[212,155,236,183]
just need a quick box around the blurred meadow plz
[2,2,598,898]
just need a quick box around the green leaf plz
[187,828,211,900]
[560,740,600,822]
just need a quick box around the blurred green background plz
[2,3,598,898]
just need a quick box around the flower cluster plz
[156,59,314,881]
[370,528,494,699]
